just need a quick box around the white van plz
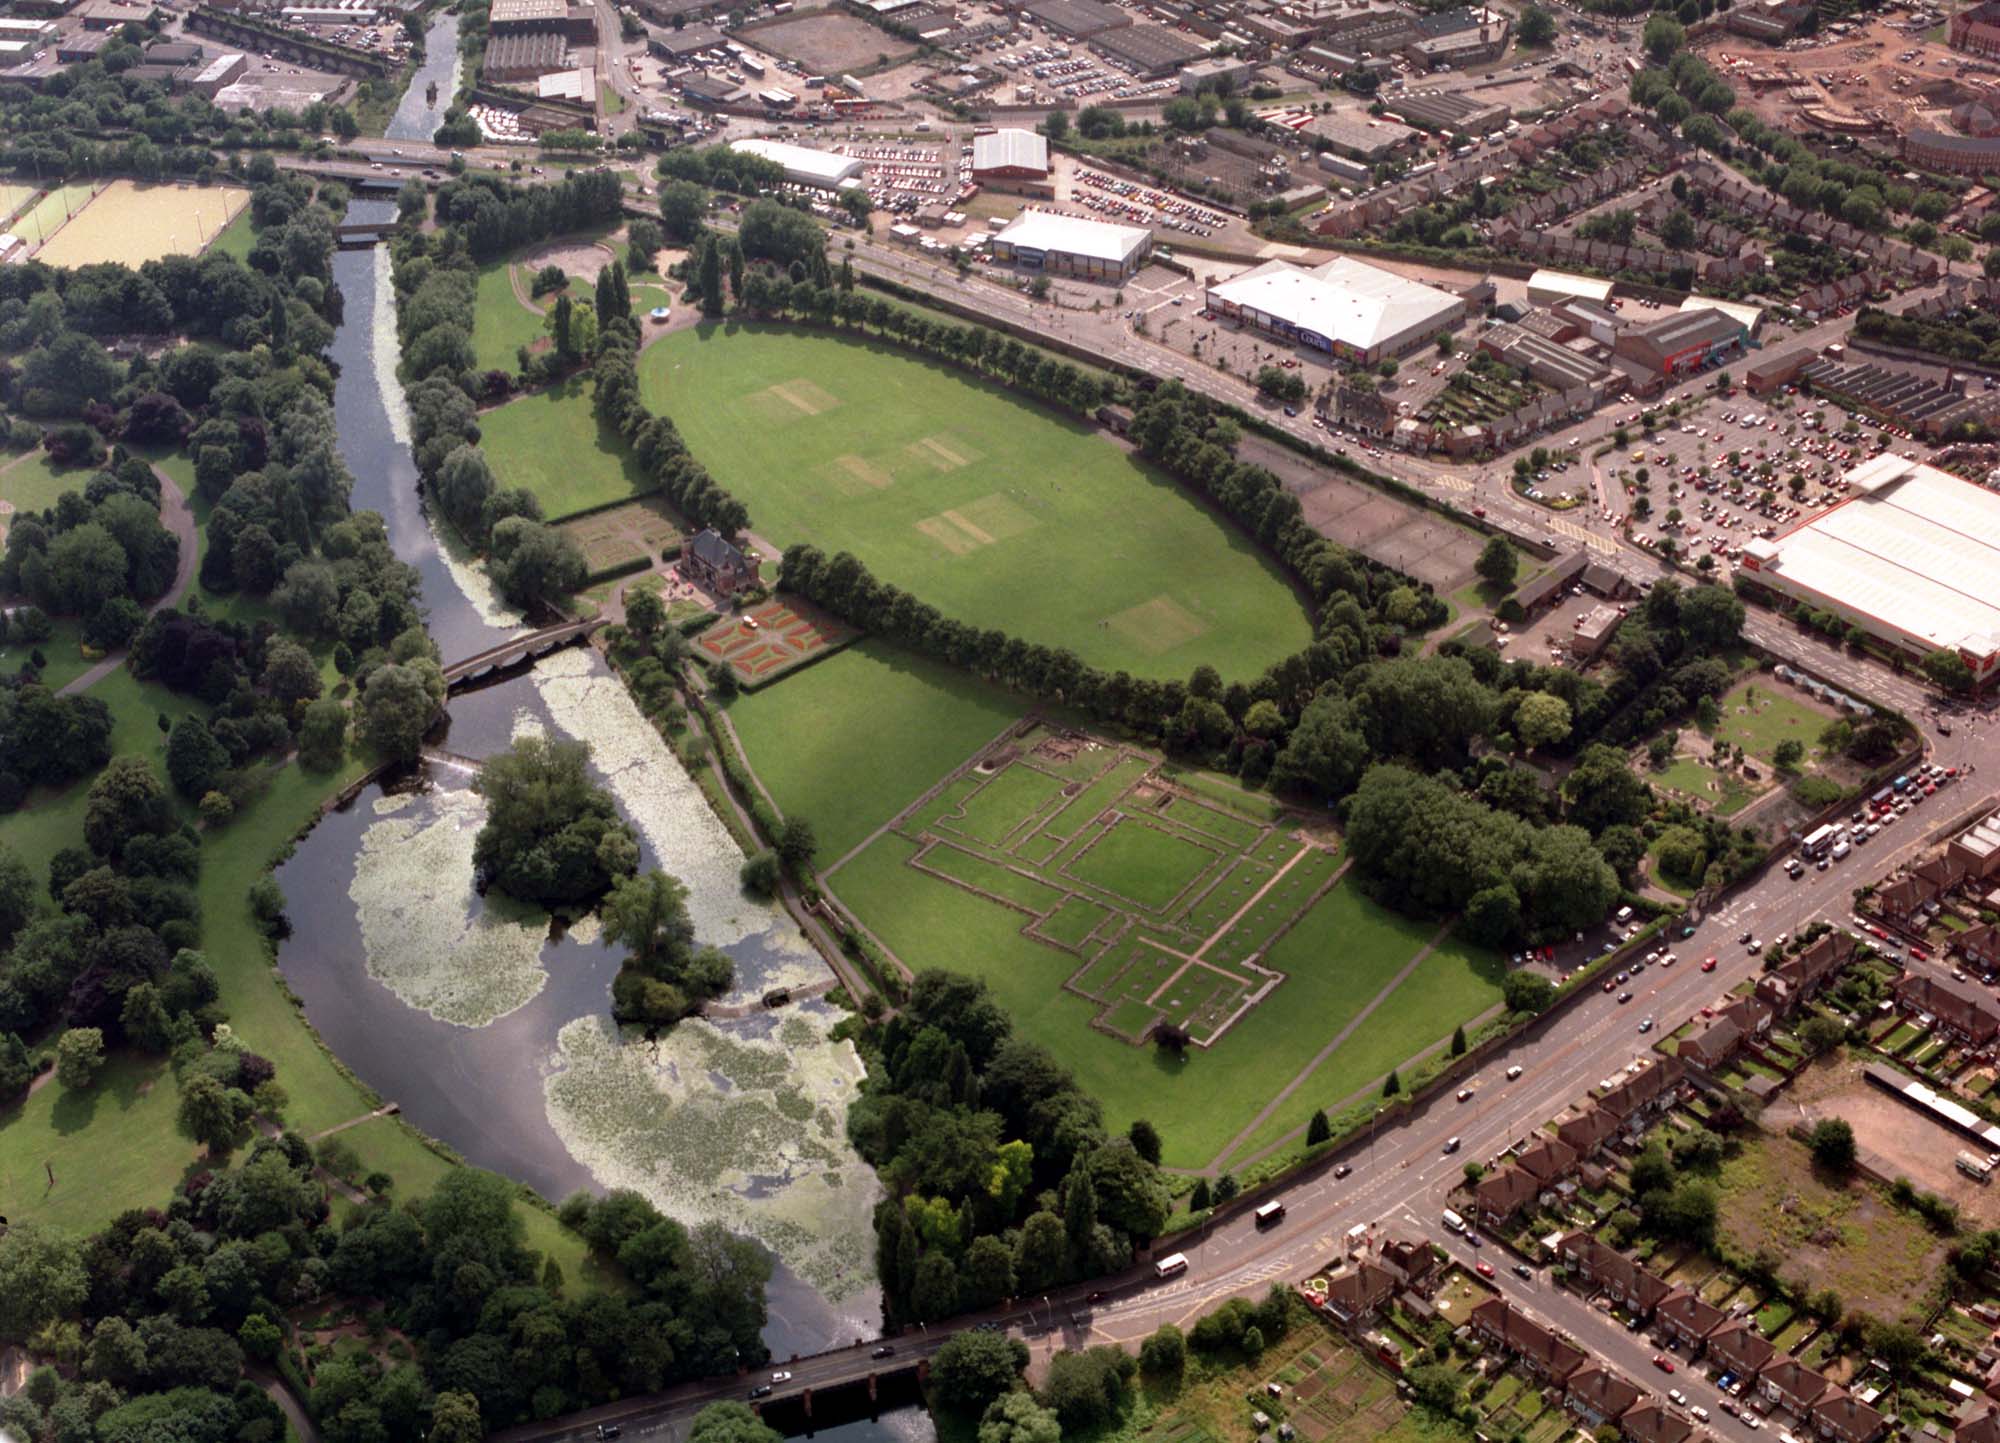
[1154,1253,1189,1280]
[1441,1208,1466,1234]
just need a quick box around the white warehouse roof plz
[1679,294,1765,335]
[1208,256,1462,355]
[994,210,1151,266]
[1527,268,1614,304]
[729,137,866,188]
[972,128,1049,175]
[1743,456,2000,659]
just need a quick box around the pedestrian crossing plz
[1547,514,1618,554]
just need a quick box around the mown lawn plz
[479,379,654,521]
[0,1054,198,1234]
[1712,680,1835,766]
[723,638,1022,864]
[636,322,1313,680]
[1218,894,1501,1169]
[1,448,98,515]
[831,823,1497,1172]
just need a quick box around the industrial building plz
[1303,109,1419,161]
[729,136,867,189]
[1404,6,1508,68]
[1385,89,1509,135]
[1179,55,1259,93]
[1091,22,1207,76]
[1739,455,2000,687]
[971,128,1050,181]
[989,209,1152,279]
[1205,255,1466,364]
[188,51,246,96]
[1678,294,1765,340]
[1023,0,1129,37]
[1526,269,1613,307]
[1611,306,1747,383]
[0,17,57,44]
[483,28,568,82]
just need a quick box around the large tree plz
[472,735,639,906]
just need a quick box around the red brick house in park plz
[684,528,756,595]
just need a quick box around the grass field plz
[0,182,36,226]
[208,206,258,261]
[723,639,1028,862]
[637,324,1312,679]
[474,258,549,374]
[480,380,654,520]
[1,448,97,515]
[1712,680,1833,765]
[14,182,96,251]
[0,1055,198,1235]
[34,181,250,268]
[813,709,1499,1169]
[1716,1130,1944,1317]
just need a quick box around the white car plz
[1690,1406,1710,1423]
[1506,1065,1523,1080]
[1668,1389,1686,1406]
[1745,1416,1764,1430]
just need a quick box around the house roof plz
[1655,1288,1725,1339]
[1470,1299,1587,1379]
[1762,1356,1831,1407]
[1812,1387,1886,1441]
[1556,1107,1620,1155]
[1897,970,2000,1033]
[1600,1057,1684,1118]
[1516,1136,1579,1184]
[1476,1166,1540,1218]
[1706,1317,1776,1374]
[1620,1399,1696,1443]
[1960,1408,2000,1443]
[688,527,748,571]
[1326,1261,1398,1313]
[1566,1364,1644,1418]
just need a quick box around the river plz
[287,194,921,1417]
[384,9,462,145]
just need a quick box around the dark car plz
[1513,1263,1533,1279]
[1617,990,1633,1003]
[1334,1163,1352,1178]
[749,1385,773,1399]
[872,1345,896,1359]
[596,1428,622,1441]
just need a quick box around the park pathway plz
[1204,905,1449,1177]
[307,1103,401,1144]
[57,466,198,697]
[1190,843,1315,962]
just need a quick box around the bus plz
[1800,823,1839,860]
[1154,1253,1189,1280]
[1254,1201,1286,1229]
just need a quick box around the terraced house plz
[1565,1365,1645,1430]
[1759,1356,1832,1418]
[1705,1316,1777,1383]
[1654,1288,1727,1352]
[1554,1232,1674,1317]
[1469,1299,1587,1383]
[1894,971,2000,1046]
[1812,1388,1887,1443]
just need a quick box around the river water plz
[285,194,920,1411]
[384,9,462,144]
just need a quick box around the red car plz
[1476,1260,1495,1278]
[1652,1356,1674,1373]
[1603,979,1616,992]
[1701,957,1717,972]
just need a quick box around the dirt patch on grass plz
[520,238,617,282]
[1717,1126,1948,1316]
[1790,1051,2000,1229]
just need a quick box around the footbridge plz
[441,618,605,692]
